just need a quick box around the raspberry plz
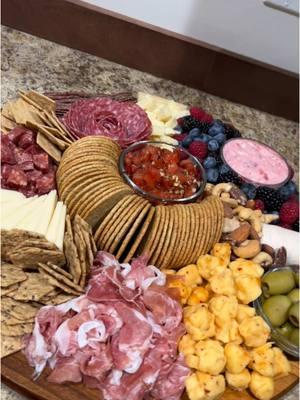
[254,199,265,212]
[174,133,187,142]
[188,141,208,161]
[287,194,299,203]
[279,201,299,225]
[190,107,213,123]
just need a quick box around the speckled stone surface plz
[1,25,299,400]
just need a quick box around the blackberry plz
[219,167,242,186]
[255,187,284,212]
[224,123,242,139]
[199,121,212,134]
[292,219,299,232]
[180,116,202,132]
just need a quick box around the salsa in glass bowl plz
[119,141,206,204]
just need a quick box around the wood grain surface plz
[1,351,299,400]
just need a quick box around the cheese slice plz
[1,196,43,230]
[46,203,66,250]
[16,194,48,231]
[1,189,25,202]
[34,190,57,235]
[45,201,63,247]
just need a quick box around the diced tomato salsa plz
[124,145,201,200]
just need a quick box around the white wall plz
[80,0,299,73]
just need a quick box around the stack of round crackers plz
[57,136,224,269]
[57,136,133,227]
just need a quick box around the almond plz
[223,203,234,218]
[227,222,251,243]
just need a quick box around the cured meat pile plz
[24,252,189,400]
[62,98,152,148]
[1,127,56,197]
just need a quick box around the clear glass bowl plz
[253,265,299,358]
[221,138,292,189]
[119,140,206,205]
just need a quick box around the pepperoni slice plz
[62,98,152,147]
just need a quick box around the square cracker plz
[1,264,27,287]
[1,335,24,358]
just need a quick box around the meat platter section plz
[1,89,299,400]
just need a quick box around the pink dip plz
[222,139,290,186]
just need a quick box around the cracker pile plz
[1,90,75,162]
[95,195,223,269]
[63,214,97,287]
[56,136,133,226]
[1,219,96,358]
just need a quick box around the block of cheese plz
[1,189,25,202]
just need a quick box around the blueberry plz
[214,133,226,144]
[286,181,297,195]
[203,156,217,169]
[198,133,211,143]
[213,119,224,126]
[279,185,292,201]
[182,136,193,148]
[219,164,230,175]
[206,168,219,183]
[208,139,220,151]
[240,183,257,200]
[189,128,201,138]
[208,124,225,137]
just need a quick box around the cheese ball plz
[188,287,210,305]
[225,369,251,391]
[249,371,274,400]
[215,319,243,344]
[229,259,264,278]
[224,342,251,374]
[208,295,238,322]
[178,334,196,356]
[177,264,202,287]
[195,372,226,400]
[236,304,256,324]
[168,279,192,305]
[185,354,199,369]
[273,347,291,377]
[195,340,226,375]
[184,304,215,341]
[211,242,231,267]
[185,373,205,400]
[239,316,270,347]
[209,269,236,296]
[197,255,226,280]
[235,274,262,304]
[249,343,275,377]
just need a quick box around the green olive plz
[288,288,300,304]
[289,328,299,347]
[263,295,292,327]
[262,270,296,297]
[288,302,299,327]
[278,322,294,338]
[294,272,299,287]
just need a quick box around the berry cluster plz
[174,106,299,232]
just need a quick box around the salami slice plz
[62,98,152,147]
[36,171,55,195]
[1,143,16,165]
[33,153,50,172]
[8,127,29,145]
[19,131,36,149]
[6,166,28,188]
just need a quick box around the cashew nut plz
[205,183,215,194]
[222,217,240,233]
[251,251,273,267]
[212,182,232,197]
[233,239,261,259]
[232,206,263,234]
[262,214,280,224]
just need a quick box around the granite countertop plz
[1,25,299,400]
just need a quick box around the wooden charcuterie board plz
[2,352,299,400]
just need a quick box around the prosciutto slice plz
[24,252,189,400]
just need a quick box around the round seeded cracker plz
[150,205,168,266]
[156,205,173,268]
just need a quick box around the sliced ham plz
[24,252,189,400]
